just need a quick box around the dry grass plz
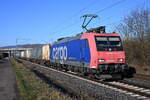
[11,59,73,100]
[131,64,150,76]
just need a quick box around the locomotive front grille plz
[98,64,126,74]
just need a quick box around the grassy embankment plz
[11,59,73,100]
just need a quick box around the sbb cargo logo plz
[52,46,68,61]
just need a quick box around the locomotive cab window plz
[108,37,121,46]
[95,36,123,51]
[95,37,108,46]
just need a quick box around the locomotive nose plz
[97,51,125,64]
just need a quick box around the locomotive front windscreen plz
[95,36,123,51]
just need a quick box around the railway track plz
[107,81,150,99]
[66,71,150,99]
[19,59,150,100]
[119,79,150,90]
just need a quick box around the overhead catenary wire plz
[52,0,127,35]
[51,0,99,31]
[63,16,114,34]
[95,0,126,14]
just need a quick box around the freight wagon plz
[42,44,50,60]
[20,44,50,60]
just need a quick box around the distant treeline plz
[116,7,150,67]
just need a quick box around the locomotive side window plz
[95,36,123,51]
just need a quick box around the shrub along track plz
[18,58,150,100]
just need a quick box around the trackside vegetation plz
[116,7,150,75]
[10,59,73,100]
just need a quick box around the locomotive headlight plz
[118,58,123,62]
[99,59,105,62]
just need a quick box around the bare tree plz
[116,7,150,66]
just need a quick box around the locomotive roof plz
[53,33,83,45]
[53,32,120,45]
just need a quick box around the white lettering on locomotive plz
[52,46,67,61]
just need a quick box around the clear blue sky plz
[0,0,149,47]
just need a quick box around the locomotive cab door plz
[81,39,90,67]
